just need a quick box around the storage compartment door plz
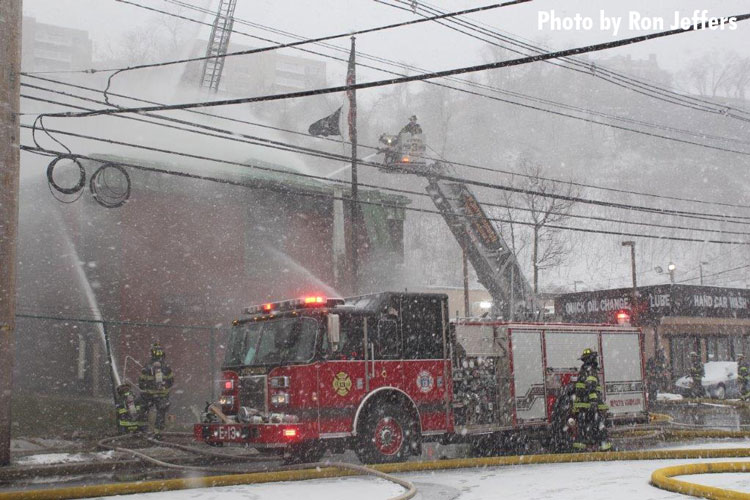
[601,332,645,415]
[511,330,546,422]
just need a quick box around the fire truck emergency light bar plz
[243,296,345,315]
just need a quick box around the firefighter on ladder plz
[115,383,146,434]
[572,348,611,451]
[138,342,174,432]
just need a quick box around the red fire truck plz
[194,292,647,463]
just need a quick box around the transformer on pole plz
[200,0,238,92]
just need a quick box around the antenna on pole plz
[200,0,238,92]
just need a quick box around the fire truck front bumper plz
[194,422,315,448]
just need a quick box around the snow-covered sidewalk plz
[98,441,750,500]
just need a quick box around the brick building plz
[16,154,409,423]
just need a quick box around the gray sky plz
[23,0,749,81]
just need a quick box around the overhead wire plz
[182,1,750,149]
[382,0,750,121]
[20,143,750,247]
[97,2,750,153]
[161,0,750,146]
[40,12,750,121]
[17,130,750,246]
[21,105,750,228]
[22,72,750,213]
[20,80,750,231]
[23,81,750,237]
[105,2,750,175]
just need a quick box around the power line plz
[24,115,750,227]
[22,84,750,226]
[382,0,750,121]
[21,84,750,237]
[113,2,750,163]
[20,144,750,247]
[23,72,750,213]
[99,0,529,93]
[676,263,750,284]
[42,12,750,122]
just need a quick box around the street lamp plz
[668,262,676,284]
[699,261,709,285]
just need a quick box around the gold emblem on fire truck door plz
[333,372,352,396]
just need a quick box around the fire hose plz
[7,445,750,500]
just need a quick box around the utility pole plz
[0,0,22,467]
[347,36,359,294]
[621,241,637,324]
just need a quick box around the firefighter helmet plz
[580,348,597,363]
[150,342,165,361]
[116,383,132,397]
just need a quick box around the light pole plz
[668,262,676,284]
[622,241,637,323]
[699,261,709,285]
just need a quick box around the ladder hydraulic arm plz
[423,165,536,319]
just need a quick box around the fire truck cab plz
[195,292,647,463]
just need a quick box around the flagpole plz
[348,35,359,294]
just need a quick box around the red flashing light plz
[615,310,631,325]
[283,428,297,438]
[223,380,234,391]
[401,156,410,163]
[304,296,326,305]
[262,303,274,311]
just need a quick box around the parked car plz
[674,361,739,399]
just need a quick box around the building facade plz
[555,285,750,378]
[22,17,92,72]
[15,154,409,423]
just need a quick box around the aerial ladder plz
[199,0,238,92]
[378,125,536,320]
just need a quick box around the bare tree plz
[501,158,579,293]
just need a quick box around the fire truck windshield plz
[224,317,319,366]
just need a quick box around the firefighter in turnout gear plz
[688,351,705,398]
[572,348,611,451]
[737,354,750,400]
[115,384,146,434]
[138,342,174,431]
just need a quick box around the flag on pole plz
[308,107,342,137]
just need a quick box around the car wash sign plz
[556,285,750,325]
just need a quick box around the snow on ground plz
[98,444,750,500]
[103,477,405,500]
[656,393,683,401]
[15,450,114,465]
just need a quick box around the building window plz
[706,336,730,361]
[670,335,700,377]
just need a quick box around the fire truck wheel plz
[356,402,416,464]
